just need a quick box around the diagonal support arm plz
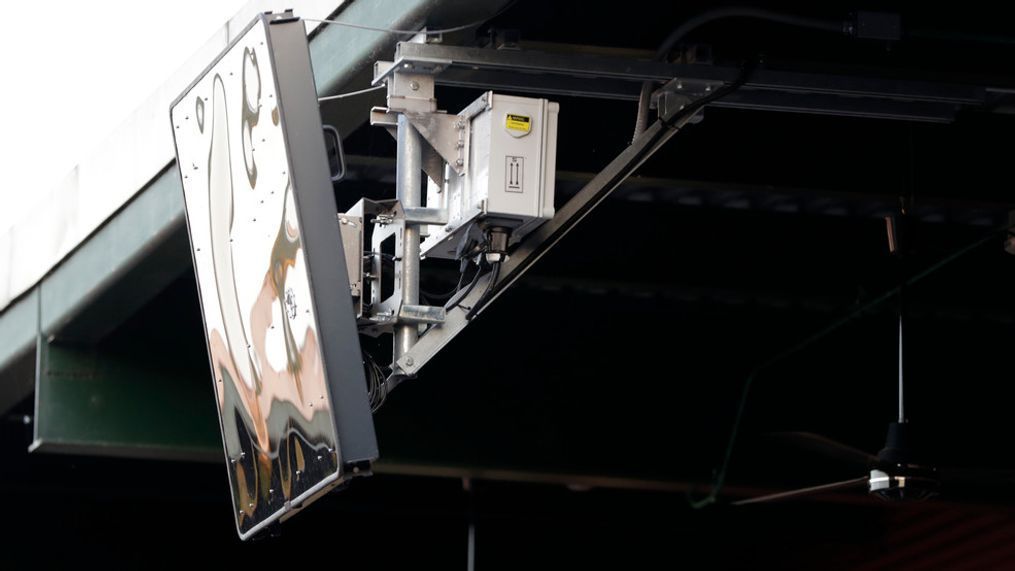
[388,108,698,382]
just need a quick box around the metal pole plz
[898,312,905,423]
[467,521,476,571]
[395,114,422,359]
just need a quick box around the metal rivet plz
[406,357,415,366]
[409,80,419,91]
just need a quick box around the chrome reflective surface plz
[171,16,342,538]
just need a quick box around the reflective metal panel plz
[170,13,375,539]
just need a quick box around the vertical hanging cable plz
[885,213,905,423]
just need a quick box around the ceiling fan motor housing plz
[869,422,940,501]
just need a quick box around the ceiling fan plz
[733,215,1006,506]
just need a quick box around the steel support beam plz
[378,41,992,122]
[391,108,696,378]
[30,341,221,461]
[340,155,1013,228]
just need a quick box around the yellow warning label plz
[505,113,531,133]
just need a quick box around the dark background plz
[5,0,1015,567]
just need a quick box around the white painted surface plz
[0,0,343,311]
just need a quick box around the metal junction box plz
[421,92,558,259]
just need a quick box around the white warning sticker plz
[506,156,524,193]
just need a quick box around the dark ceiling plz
[6,0,1015,567]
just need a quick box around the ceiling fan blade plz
[732,475,870,506]
[763,431,877,471]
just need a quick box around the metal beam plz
[0,288,37,413]
[380,41,992,122]
[30,341,221,461]
[41,165,188,343]
[340,155,1013,227]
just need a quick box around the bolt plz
[408,80,419,91]
[455,159,464,166]
[406,357,415,367]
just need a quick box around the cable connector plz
[484,226,511,264]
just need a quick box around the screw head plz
[406,357,415,367]
[408,80,420,91]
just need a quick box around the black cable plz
[445,261,485,312]
[633,7,847,140]
[465,261,501,321]
[420,270,468,301]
